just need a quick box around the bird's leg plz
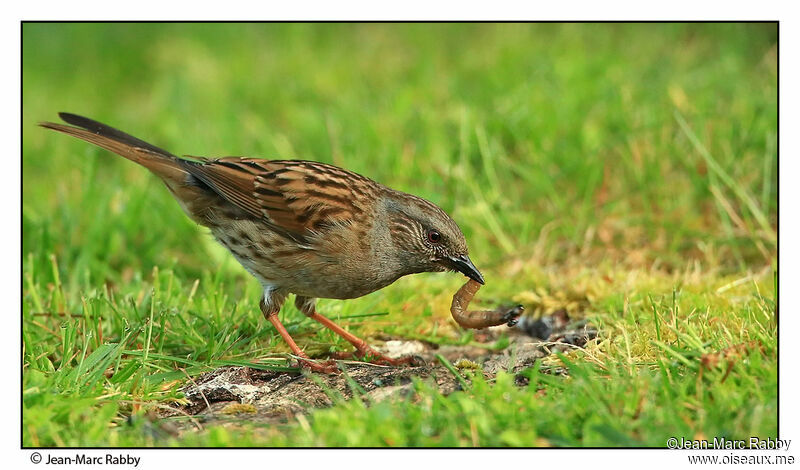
[293,296,422,367]
[307,311,422,367]
[260,297,338,374]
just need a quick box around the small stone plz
[380,340,426,358]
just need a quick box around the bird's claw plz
[335,347,425,368]
[296,358,341,374]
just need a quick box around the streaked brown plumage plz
[40,113,485,373]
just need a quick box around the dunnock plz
[40,113,485,372]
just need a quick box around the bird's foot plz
[295,357,341,374]
[331,348,425,367]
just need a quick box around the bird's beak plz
[446,254,485,285]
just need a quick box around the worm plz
[450,279,524,329]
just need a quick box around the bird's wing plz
[179,158,377,241]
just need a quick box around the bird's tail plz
[39,113,189,184]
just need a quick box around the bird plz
[40,113,485,373]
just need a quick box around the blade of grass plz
[436,354,471,391]
[675,111,776,244]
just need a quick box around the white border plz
[7,2,795,467]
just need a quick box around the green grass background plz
[22,23,777,447]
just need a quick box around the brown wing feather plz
[179,159,264,218]
[179,158,378,240]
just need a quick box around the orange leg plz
[260,300,338,374]
[309,311,423,367]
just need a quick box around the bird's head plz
[382,191,484,284]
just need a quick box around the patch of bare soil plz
[169,311,596,431]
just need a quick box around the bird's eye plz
[427,229,441,244]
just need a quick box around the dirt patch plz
[169,311,597,431]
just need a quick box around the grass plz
[22,23,777,447]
